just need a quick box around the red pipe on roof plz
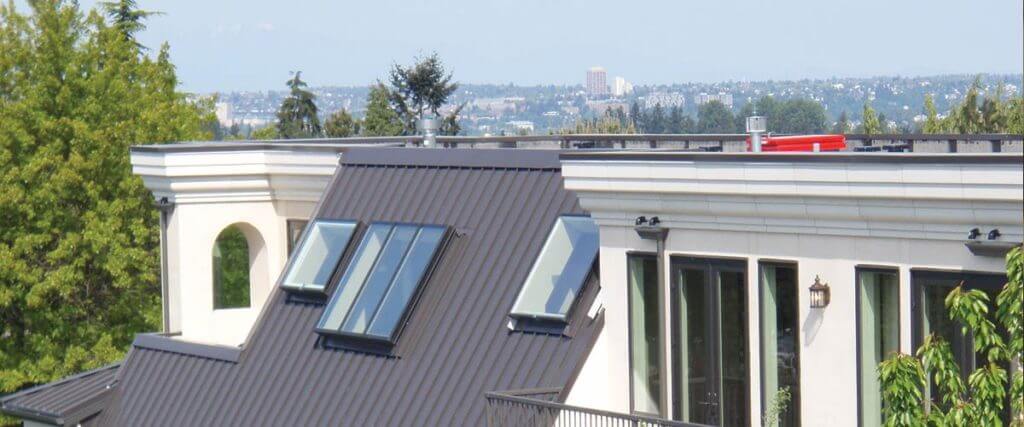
[747,134,847,152]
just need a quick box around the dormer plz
[129,142,353,346]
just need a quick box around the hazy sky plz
[43,0,1024,92]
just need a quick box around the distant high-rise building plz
[215,102,233,126]
[586,67,608,97]
[612,76,633,97]
[694,93,734,108]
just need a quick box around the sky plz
[27,0,1024,93]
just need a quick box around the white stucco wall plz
[131,144,345,346]
[562,153,1023,425]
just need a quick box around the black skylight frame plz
[315,222,450,349]
[509,215,600,327]
[279,219,360,296]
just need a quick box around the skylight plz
[280,220,357,293]
[510,215,599,323]
[316,223,447,343]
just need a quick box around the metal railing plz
[485,388,698,427]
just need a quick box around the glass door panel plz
[672,266,711,424]
[718,269,749,427]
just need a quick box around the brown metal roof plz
[94,148,604,426]
[1,363,118,425]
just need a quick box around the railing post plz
[991,139,1002,153]
[947,139,957,153]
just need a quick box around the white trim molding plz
[562,154,1024,242]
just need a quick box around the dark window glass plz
[212,225,251,309]
[760,263,800,427]
[287,219,309,255]
[317,223,446,343]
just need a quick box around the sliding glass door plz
[760,263,800,427]
[671,257,749,427]
[856,268,899,427]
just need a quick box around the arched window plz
[212,225,252,309]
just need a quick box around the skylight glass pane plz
[319,224,392,330]
[281,220,357,292]
[341,225,419,333]
[317,223,447,343]
[367,225,447,338]
[510,216,599,322]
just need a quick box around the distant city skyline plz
[25,0,1022,93]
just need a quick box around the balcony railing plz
[484,388,698,427]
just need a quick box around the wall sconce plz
[809,275,831,309]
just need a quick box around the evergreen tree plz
[100,0,159,46]
[0,0,211,411]
[697,100,736,133]
[324,109,358,138]
[877,112,890,133]
[647,103,666,134]
[859,102,881,134]
[276,71,321,138]
[668,106,684,134]
[387,53,459,135]
[833,111,850,134]
[361,83,403,136]
[629,101,643,131]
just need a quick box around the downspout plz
[635,216,670,418]
[154,197,175,334]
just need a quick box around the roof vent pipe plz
[746,115,766,152]
[418,117,439,148]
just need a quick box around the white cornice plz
[131,149,340,204]
[562,158,1024,242]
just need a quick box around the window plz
[317,223,447,343]
[510,216,599,322]
[281,220,357,293]
[629,254,662,416]
[760,263,800,427]
[286,219,309,255]
[912,270,1009,420]
[856,268,899,427]
[212,225,251,309]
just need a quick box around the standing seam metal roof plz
[0,363,119,425]
[95,148,604,426]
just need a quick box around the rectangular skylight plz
[280,220,358,293]
[317,223,447,343]
[510,215,599,323]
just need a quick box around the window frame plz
[315,222,451,348]
[627,251,661,417]
[509,214,600,326]
[854,265,900,427]
[286,219,309,255]
[278,219,360,296]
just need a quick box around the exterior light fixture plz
[634,216,667,241]
[809,275,831,309]
[968,228,981,240]
[988,229,1001,240]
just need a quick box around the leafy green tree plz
[1007,97,1024,134]
[922,94,943,133]
[249,125,279,140]
[212,226,249,309]
[361,83,403,136]
[0,0,211,414]
[646,103,666,134]
[276,71,322,138]
[859,102,882,134]
[668,106,685,134]
[833,111,850,134]
[697,100,736,133]
[386,53,460,135]
[879,246,1023,426]
[324,109,358,138]
[774,98,828,134]
[877,112,891,133]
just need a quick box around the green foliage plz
[833,111,851,133]
[212,226,249,309]
[860,102,882,134]
[879,246,1024,426]
[562,107,637,134]
[762,386,793,427]
[99,0,158,47]
[921,77,1023,134]
[0,0,210,416]
[697,100,736,133]
[361,83,404,137]
[324,109,358,138]
[386,52,460,135]
[249,125,279,140]
[922,95,943,133]
[276,71,321,138]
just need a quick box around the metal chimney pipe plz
[746,115,766,152]
[418,117,439,148]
